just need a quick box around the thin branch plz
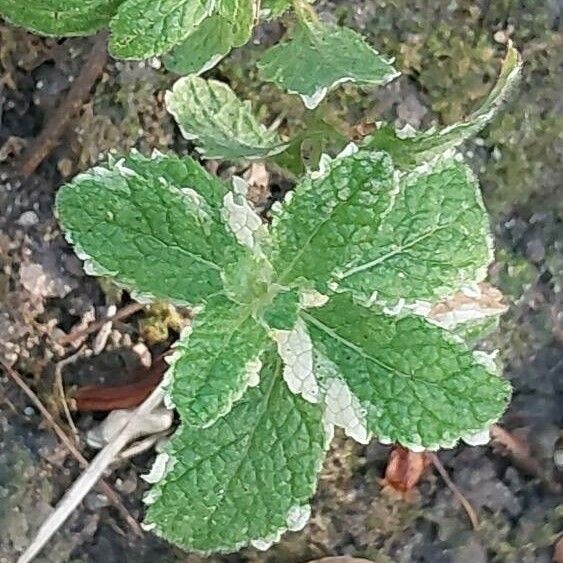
[54,348,84,442]
[19,32,108,178]
[1,360,143,540]
[58,302,144,345]
[15,380,165,563]
[429,453,480,530]
[489,424,560,493]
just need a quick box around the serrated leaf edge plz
[55,159,219,308]
[108,0,216,59]
[143,355,333,554]
[298,67,400,109]
[334,150,495,309]
[304,310,510,451]
[165,76,289,160]
[163,308,267,428]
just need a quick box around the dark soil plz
[1,1,561,562]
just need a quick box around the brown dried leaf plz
[381,445,431,495]
[243,161,270,209]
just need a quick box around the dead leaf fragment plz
[380,445,431,498]
[243,161,270,209]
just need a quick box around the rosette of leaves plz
[56,46,521,553]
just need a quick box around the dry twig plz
[19,32,109,178]
[490,424,560,493]
[14,378,165,563]
[53,347,84,441]
[489,424,542,476]
[59,302,144,345]
[0,360,143,540]
[429,453,480,530]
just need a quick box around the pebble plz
[17,211,39,227]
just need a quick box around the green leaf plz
[260,0,292,19]
[109,0,214,59]
[166,75,287,159]
[56,151,246,306]
[221,253,272,304]
[164,1,257,75]
[0,0,123,36]
[262,288,300,330]
[257,21,398,109]
[270,138,307,178]
[332,154,493,306]
[217,0,257,45]
[304,294,511,450]
[163,15,234,75]
[270,149,395,292]
[167,295,268,428]
[365,44,522,167]
[145,349,328,553]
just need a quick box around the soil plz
[1,1,562,562]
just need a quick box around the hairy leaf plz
[260,0,292,19]
[217,0,257,45]
[167,295,268,428]
[304,294,511,450]
[164,1,257,75]
[145,350,327,553]
[56,151,246,305]
[258,21,398,108]
[365,44,522,167]
[109,0,214,59]
[270,150,395,291]
[332,154,493,306]
[0,0,123,36]
[262,288,300,330]
[163,15,234,75]
[166,75,287,159]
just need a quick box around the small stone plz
[17,211,39,227]
[20,263,70,299]
[115,474,138,495]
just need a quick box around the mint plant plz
[0,0,397,109]
[53,40,522,553]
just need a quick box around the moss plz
[351,0,562,217]
[481,29,563,215]
[139,301,186,344]
[75,61,175,170]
